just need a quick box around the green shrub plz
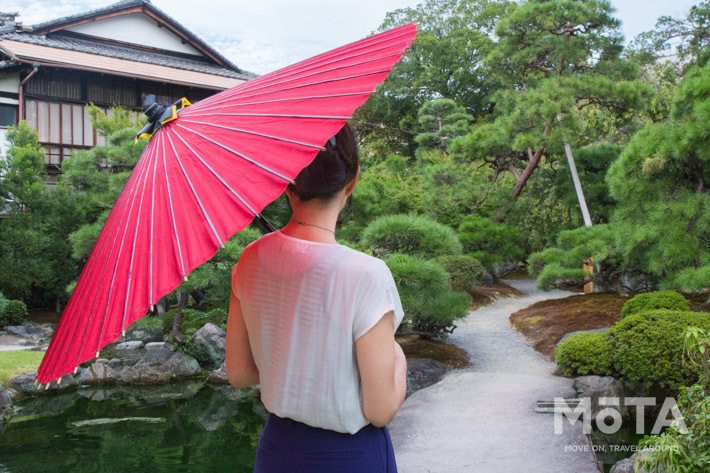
[0,291,7,322]
[163,307,228,336]
[609,310,710,393]
[620,290,690,318]
[1,300,28,326]
[555,332,614,377]
[457,216,525,269]
[385,254,471,339]
[360,214,462,258]
[435,254,484,291]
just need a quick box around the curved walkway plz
[388,279,601,473]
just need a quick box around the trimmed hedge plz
[1,300,28,326]
[360,214,462,258]
[435,255,484,291]
[555,332,614,377]
[609,309,710,392]
[620,291,690,318]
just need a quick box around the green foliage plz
[604,59,710,293]
[175,338,214,366]
[414,99,473,153]
[360,214,462,258]
[0,122,83,306]
[385,253,471,339]
[434,255,484,291]
[164,307,228,338]
[457,216,524,269]
[452,0,650,204]
[0,291,7,321]
[609,310,710,393]
[1,300,28,326]
[636,327,710,472]
[621,291,690,318]
[555,332,615,377]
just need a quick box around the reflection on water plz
[0,381,266,473]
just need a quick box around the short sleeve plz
[352,259,405,341]
[231,241,253,300]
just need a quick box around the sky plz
[3,0,701,75]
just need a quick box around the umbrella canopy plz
[35,23,417,386]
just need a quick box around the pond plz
[0,381,266,473]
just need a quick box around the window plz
[0,104,17,127]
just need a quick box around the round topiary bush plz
[434,254,484,291]
[621,290,689,318]
[609,309,710,393]
[384,253,471,339]
[555,332,615,377]
[0,291,8,324]
[360,214,462,258]
[2,300,28,326]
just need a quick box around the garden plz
[1,1,710,472]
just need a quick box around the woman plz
[226,122,408,473]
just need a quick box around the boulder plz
[115,341,144,351]
[573,375,629,419]
[76,361,120,385]
[5,324,44,338]
[118,345,201,384]
[406,358,447,396]
[10,371,77,394]
[191,323,226,368]
[145,342,171,351]
[557,327,610,345]
[209,361,229,384]
[108,358,122,368]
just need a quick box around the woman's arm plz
[225,288,260,388]
[355,310,407,427]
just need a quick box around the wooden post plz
[583,258,594,294]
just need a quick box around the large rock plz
[10,371,77,394]
[191,323,226,368]
[208,361,229,384]
[573,375,629,419]
[118,345,201,384]
[406,358,446,396]
[5,324,44,338]
[76,360,120,385]
[0,386,16,422]
[115,340,144,350]
[557,327,610,345]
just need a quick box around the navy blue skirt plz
[253,413,398,473]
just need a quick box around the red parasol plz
[35,23,417,386]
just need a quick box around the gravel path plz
[388,279,601,473]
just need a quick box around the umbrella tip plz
[96,350,100,358]
[45,383,50,391]
[183,276,188,282]
[74,366,79,375]
[122,329,126,337]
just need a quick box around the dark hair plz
[287,122,359,202]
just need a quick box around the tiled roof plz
[0,31,255,80]
[31,0,244,74]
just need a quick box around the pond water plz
[0,381,266,473]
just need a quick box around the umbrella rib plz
[160,131,187,279]
[94,140,156,359]
[199,69,392,106]
[192,92,375,114]
[214,53,405,102]
[149,133,158,311]
[174,123,295,184]
[178,121,325,151]
[184,113,352,119]
[168,127,259,217]
[165,130,225,249]
[119,141,158,337]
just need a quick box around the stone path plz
[388,279,601,473]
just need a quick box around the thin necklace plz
[295,220,335,235]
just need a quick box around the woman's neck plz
[280,200,341,244]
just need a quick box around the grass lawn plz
[0,350,44,388]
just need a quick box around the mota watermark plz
[553,397,688,435]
